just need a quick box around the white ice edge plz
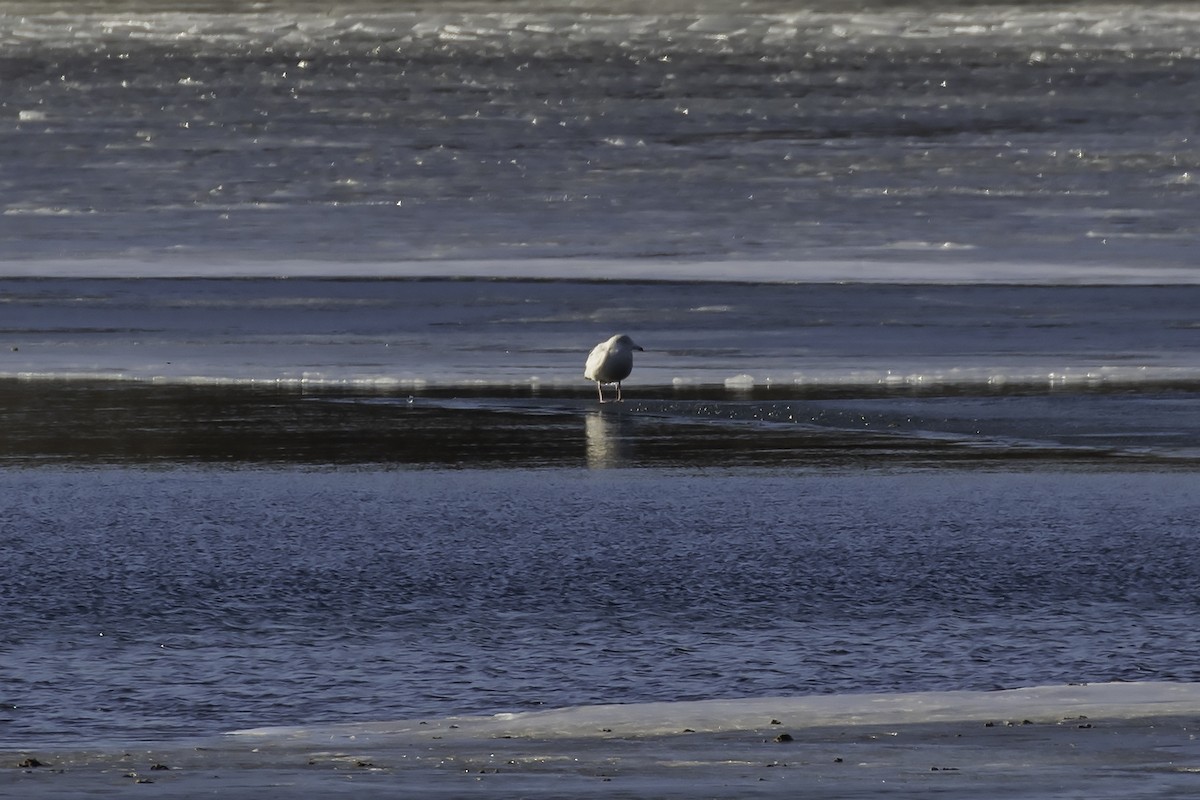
[2,258,1200,285]
[4,364,1200,390]
[229,682,1200,744]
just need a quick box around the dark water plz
[2,380,1200,747]
[4,380,1200,467]
[3,462,1200,746]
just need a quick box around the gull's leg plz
[596,381,607,403]
[615,382,623,402]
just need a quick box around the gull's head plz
[612,334,644,352]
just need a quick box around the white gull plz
[583,334,643,403]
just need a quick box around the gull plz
[584,334,643,403]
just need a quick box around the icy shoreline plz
[7,683,1200,799]
[233,681,1200,742]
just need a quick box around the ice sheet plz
[233,681,1200,741]
[3,276,1200,390]
[3,2,1200,267]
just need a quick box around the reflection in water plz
[4,379,1195,469]
[585,409,632,469]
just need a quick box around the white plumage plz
[584,334,643,403]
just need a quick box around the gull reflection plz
[585,409,633,469]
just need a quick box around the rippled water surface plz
[4,464,1200,746]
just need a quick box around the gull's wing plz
[583,341,608,380]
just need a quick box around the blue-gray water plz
[4,464,1200,747]
[2,0,1200,763]
[2,372,1200,747]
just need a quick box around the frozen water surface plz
[2,276,1199,391]
[0,0,1198,267]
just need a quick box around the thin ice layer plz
[2,277,1199,388]
[1,2,1198,265]
[231,681,1200,742]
